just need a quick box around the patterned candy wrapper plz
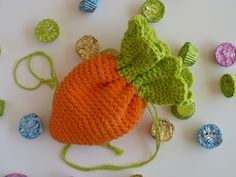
[198,124,223,149]
[141,0,165,23]
[80,0,100,13]
[35,18,60,43]
[0,99,5,117]
[215,42,236,67]
[4,173,27,177]
[178,42,199,67]
[19,113,43,139]
[220,74,236,98]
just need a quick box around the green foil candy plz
[0,99,5,117]
[178,42,199,67]
[221,74,236,98]
[171,102,195,120]
[35,19,60,43]
[141,0,165,23]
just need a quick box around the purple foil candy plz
[4,173,27,177]
[215,42,236,67]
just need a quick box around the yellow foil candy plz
[75,35,100,59]
[151,119,175,142]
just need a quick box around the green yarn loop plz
[61,104,161,171]
[13,51,59,91]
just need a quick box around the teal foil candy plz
[19,113,43,139]
[79,0,100,13]
[197,124,223,149]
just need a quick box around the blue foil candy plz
[79,0,100,13]
[197,124,223,149]
[19,113,43,139]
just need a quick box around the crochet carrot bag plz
[11,14,193,171]
[48,15,194,170]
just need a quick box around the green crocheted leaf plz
[181,67,193,88]
[132,56,183,87]
[156,40,171,57]
[182,89,194,105]
[133,57,194,105]
[156,56,183,76]
[118,15,157,67]
[117,15,170,82]
[137,76,188,105]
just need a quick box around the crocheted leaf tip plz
[117,15,170,81]
[50,15,194,145]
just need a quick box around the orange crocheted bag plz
[50,53,146,145]
[50,15,192,146]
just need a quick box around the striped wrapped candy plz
[79,0,100,13]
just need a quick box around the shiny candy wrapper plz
[79,0,100,13]
[75,35,100,59]
[130,175,143,177]
[141,0,165,23]
[19,113,43,139]
[151,119,175,142]
[198,124,223,149]
[4,173,27,177]
[220,74,236,98]
[0,99,5,117]
[215,42,236,67]
[35,18,60,43]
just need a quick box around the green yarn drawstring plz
[103,143,124,155]
[100,48,120,57]
[13,51,59,91]
[61,103,161,171]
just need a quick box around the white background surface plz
[0,0,236,176]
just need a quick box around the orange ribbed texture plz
[50,54,146,145]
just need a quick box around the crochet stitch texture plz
[50,54,146,145]
[50,15,194,145]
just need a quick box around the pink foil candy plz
[4,173,27,177]
[215,42,236,67]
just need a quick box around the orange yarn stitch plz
[50,54,146,145]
